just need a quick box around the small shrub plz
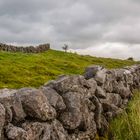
[127,57,134,61]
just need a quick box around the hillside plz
[0,49,139,89]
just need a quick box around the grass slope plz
[0,49,138,89]
[108,91,140,140]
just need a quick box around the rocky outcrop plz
[0,43,50,53]
[0,65,140,139]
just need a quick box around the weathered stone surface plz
[22,120,68,140]
[0,88,16,94]
[0,89,26,123]
[94,69,107,85]
[114,81,132,99]
[95,86,106,98]
[40,86,66,112]
[124,70,134,86]
[105,107,123,121]
[98,115,109,136]
[115,69,125,82]
[87,78,97,98]
[90,96,103,130]
[18,88,56,121]
[0,103,5,140]
[84,65,103,79]
[6,124,29,140]
[46,75,90,94]
[86,99,96,112]
[51,120,68,140]
[100,93,122,107]
[59,92,83,130]
[22,121,50,140]
[79,107,97,138]
[103,70,116,93]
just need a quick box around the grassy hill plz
[0,49,139,89]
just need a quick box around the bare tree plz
[62,44,69,52]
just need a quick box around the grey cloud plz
[0,0,140,58]
[102,17,140,44]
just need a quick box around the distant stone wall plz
[0,65,140,140]
[0,43,50,53]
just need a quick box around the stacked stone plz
[0,65,140,140]
[0,43,50,53]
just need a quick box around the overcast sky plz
[0,0,140,59]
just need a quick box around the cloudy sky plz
[0,0,140,59]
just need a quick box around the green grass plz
[0,49,138,89]
[108,91,140,140]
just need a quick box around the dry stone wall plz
[0,43,50,53]
[0,65,140,140]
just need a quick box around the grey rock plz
[80,107,97,136]
[22,120,68,140]
[98,115,109,136]
[46,75,90,96]
[0,90,26,123]
[22,121,50,140]
[122,99,129,106]
[0,103,5,140]
[124,70,134,85]
[87,78,97,98]
[85,99,96,112]
[59,92,83,130]
[105,107,123,120]
[115,69,125,82]
[84,65,103,79]
[6,124,29,140]
[114,81,132,99]
[95,86,106,98]
[41,86,66,111]
[100,93,122,107]
[94,69,107,85]
[103,70,116,93]
[51,120,68,140]
[90,96,103,129]
[18,88,56,121]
